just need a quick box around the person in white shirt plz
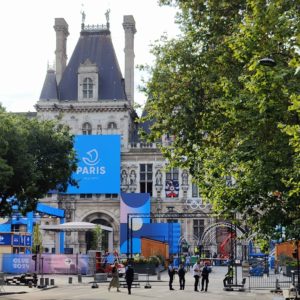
[193,260,201,292]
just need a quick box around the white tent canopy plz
[40,221,113,253]
[40,221,113,232]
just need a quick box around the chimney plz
[54,18,69,84]
[122,15,136,105]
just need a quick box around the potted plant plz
[132,255,160,274]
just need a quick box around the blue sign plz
[12,235,19,245]
[12,234,31,246]
[67,135,121,194]
[0,233,11,245]
[2,254,31,273]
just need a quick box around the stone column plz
[123,15,136,106]
[54,18,69,84]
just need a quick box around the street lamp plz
[296,240,300,292]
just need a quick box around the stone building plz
[34,13,215,255]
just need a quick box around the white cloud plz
[0,0,179,112]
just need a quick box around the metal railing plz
[248,274,292,290]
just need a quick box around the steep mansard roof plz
[39,69,58,100]
[40,29,126,101]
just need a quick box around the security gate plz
[248,274,292,290]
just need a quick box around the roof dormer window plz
[78,59,98,101]
[83,77,93,99]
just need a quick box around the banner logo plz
[82,149,100,166]
[67,135,120,194]
[77,148,106,175]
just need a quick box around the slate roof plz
[39,69,58,100]
[40,28,126,101]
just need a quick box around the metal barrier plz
[94,273,108,283]
[0,272,5,292]
[248,274,292,290]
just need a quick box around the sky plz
[0,0,180,112]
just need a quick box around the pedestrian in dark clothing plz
[201,262,211,292]
[178,263,186,290]
[168,262,176,290]
[125,264,134,295]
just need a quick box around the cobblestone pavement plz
[0,266,285,300]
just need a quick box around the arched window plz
[82,122,92,135]
[107,122,117,129]
[83,77,93,99]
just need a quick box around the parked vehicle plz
[100,253,125,277]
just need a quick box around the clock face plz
[0,217,9,224]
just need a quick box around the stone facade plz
[35,14,215,255]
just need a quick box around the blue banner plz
[67,135,120,194]
[12,235,31,246]
[0,233,11,245]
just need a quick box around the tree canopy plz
[0,107,77,216]
[141,0,300,238]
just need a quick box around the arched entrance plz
[80,211,118,254]
[199,222,247,259]
[85,219,111,252]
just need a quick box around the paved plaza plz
[0,266,285,300]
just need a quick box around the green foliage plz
[0,107,78,215]
[90,225,103,250]
[141,0,300,239]
[32,223,43,253]
[132,255,162,265]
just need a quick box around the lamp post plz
[294,239,300,293]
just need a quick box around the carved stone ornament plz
[181,170,189,186]
[185,198,211,210]
[129,170,136,185]
[155,169,163,186]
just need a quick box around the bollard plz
[50,279,55,285]
[78,274,82,283]
[40,277,45,286]
[28,281,33,288]
[45,278,49,286]
[68,277,73,284]
[157,271,161,280]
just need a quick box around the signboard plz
[0,233,11,245]
[12,235,31,246]
[2,254,89,274]
[67,135,121,194]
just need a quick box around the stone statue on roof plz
[105,9,110,23]
[105,9,111,29]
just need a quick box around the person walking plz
[108,262,121,292]
[178,263,186,290]
[185,255,191,271]
[168,261,176,290]
[125,263,134,295]
[193,260,201,292]
[201,262,211,292]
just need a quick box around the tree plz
[32,223,43,254]
[90,225,103,251]
[140,0,300,238]
[0,106,77,215]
